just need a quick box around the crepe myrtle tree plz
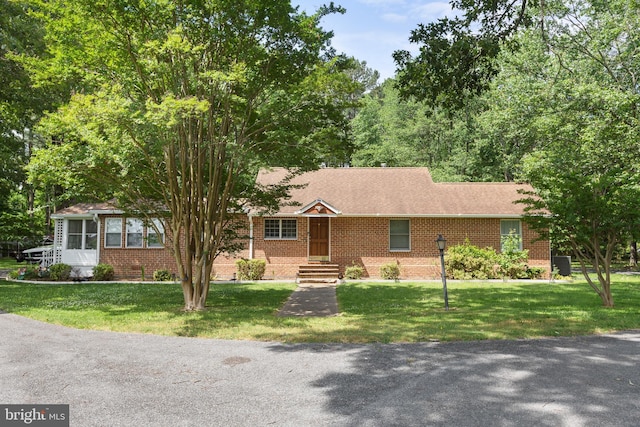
[26,0,359,310]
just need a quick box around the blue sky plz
[294,1,455,82]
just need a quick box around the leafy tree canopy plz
[25,0,361,309]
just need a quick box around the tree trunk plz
[630,241,637,267]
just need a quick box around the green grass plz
[0,257,21,269]
[1,276,639,343]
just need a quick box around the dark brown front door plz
[309,217,329,261]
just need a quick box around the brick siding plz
[98,215,551,280]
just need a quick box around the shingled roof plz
[51,202,120,218]
[256,167,531,217]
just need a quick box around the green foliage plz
[235,259,267,281]
[153,269,173,282]
[9,265,43,280]
[49,263,71,281]
[2,277,640,342]
[344,264,364,280]
[26,0,360,310]
[525,267,546,280]
[498,231,529,279]
[379,262,400,280]
[92,263,114,281]
[393,0,531,109]
[445,240,499,280]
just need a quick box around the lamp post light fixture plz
[436,234,449,311]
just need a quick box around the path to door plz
[277,282,339,317]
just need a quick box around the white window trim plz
[126,218,144,248]
[147,219,165,248]
[104,218,123,248]
[264,218,298,240]
[500,219,523,251]
[66,219,97,250]
[389,219,411,252]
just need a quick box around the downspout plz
[93,213,100,268]
[248,214,254,260]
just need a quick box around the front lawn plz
[1,276,639,343]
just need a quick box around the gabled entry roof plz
[256,167,532,217]
[295,199,341,216]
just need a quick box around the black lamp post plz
[436,234,449,311]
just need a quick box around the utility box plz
[553,256,571,276]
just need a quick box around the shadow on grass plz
[2,278,639,342]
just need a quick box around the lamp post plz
[436,234,449,311]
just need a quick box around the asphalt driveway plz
[1,312,638,426]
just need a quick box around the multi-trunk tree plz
[25,0,359,310]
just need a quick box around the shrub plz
[380,262,400,280]
[525,267,546,279]
[49,263,72,281]
[497,231,529,279]
[445,240,499,280]
[235,259,267,281]
[93,263,115,281]
[153,269,173,281]
[9,265,42,280]
[344,264,364,280]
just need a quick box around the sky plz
[294,1,456,82]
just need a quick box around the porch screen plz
[67,220,83,249]
[67,219,97,250]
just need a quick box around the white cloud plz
[411,1,455,22]
[382,13,408,24]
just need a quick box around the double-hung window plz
[105,218,122,248]
[126,218,144,248]
[389,219,410,251]
[67,219,97,250]
[500,219,523,251]
[147,219,165,247]
[264,219,297,239]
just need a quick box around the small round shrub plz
[153,269,173,281]
[235,259,267,281]
[344,264,364,280]
[93,263,115,281]
[49,263,72,281]
[380,262,400,280]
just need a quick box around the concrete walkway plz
[277,282,339,317]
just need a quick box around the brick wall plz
[249,216,551,279]
[98,214,551,280]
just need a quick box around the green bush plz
[444,240,499,280]
[235,259,267,281]
[49,263,72,281]
[9,265,42,280]
[497,232,529,279]
[380,262,400,280]
[153,269,173,281]
[525,266,546,279]
[344,264,364,280]
[93,263,115,281]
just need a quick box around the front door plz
[309,217,329,261]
